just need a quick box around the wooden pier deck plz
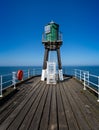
[0,76,99,130]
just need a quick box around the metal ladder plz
[47,62,56,84]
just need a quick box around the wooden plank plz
[60,82,80,130]
[0,77,99,130]
[62,82,91,130]
[19,83,46,130]
[7,81,44,130]
[0,79,41,130]
[0,79,40,124]
[48,85,58,130]
[68,79,99,129]
[28,84,49,130]
[39,85,52,130]
[71,78,99,115]
[0,77,39,113]
[56,83,68,130]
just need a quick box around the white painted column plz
[59,69,63,81]
[41,69,47,81]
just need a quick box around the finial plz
[50,20,54,23]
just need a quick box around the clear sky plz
[0,0,99,66]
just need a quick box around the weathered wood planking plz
[0,76,99,130]
[0,77,40,124]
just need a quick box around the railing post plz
[63,68,66,75]
[12,72,16,89]
[74,69,76,78]
[83,72,86,90]
[36,69,37,76]
[35,69,37,76]
[30,69,32,77]
[0,76,3,97]
[28,69,30,78]
[32,69,35,76]
[97,76,99,102]
[80,70,81,81]
[87,71,89,86]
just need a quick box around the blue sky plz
[0,0,99,66]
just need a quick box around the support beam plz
[57,48,62,69]
[41,48,49,81]
[57,49,63,81]
[43,48,49,69]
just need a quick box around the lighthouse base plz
[41,69,47,81]
[41,69,64,82]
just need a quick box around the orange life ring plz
[17,70,23,80]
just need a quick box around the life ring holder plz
[17,70,23,80]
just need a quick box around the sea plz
[0,66,99,90]
[0,66,99,76]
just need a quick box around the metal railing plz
[74,69,99,102]
[1,68,99,102]
[0,68,42,97]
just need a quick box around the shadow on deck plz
[0,76,99,130]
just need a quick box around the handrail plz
[2,80,12,85]
[0,68,42,97]
[1,73,12,77]
[0,68,99,102]
[74,69,99,102]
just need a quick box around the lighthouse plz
[41,21,63,83]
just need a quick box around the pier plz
[0,76,99,130]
